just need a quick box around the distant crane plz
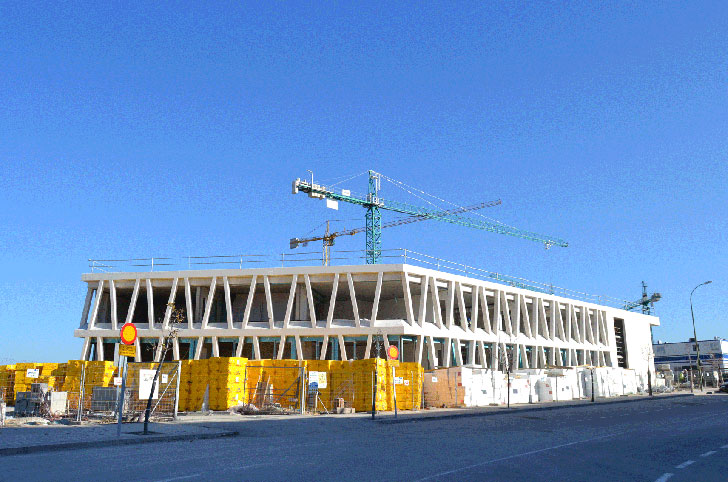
[291,200,502,266]
[292,170,569,264]
[623,281,661,314]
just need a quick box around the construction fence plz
[0,361,180,420]
[2,358,424,418]
[179,358,424,413]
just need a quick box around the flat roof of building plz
[86,248,638,310]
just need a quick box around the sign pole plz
[591,368,595,403]
[77,364,85,423]
[392,366,397,419]
[116,355,127,437]
[117,322,137,437]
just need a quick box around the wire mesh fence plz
[120,362,180,419]
[244,365,304,414]
[305,363,423,414]
[305,367,375,414]
[0,361,181,421]
[1,358,424,420]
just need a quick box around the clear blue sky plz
[1,2,726,363]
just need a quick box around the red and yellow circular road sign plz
[387,345,399,360]
[120,323,137,345]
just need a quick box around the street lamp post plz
[690,281,712,391]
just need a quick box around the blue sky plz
[1,2,726,362]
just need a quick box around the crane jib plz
[292,176,568,263]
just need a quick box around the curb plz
[376,393,694,424]
[0,429,238,457]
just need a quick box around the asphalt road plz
[2,395,727,481]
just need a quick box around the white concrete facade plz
[74,264,658,379]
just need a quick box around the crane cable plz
[379,173,521,230]
[321,171,368,188]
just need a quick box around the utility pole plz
[688,349,694,394]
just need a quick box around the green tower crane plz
[623,281,661,315]
[292,170,568,264]
[290,200,501,265]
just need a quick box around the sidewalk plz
[0,421,236,456]
[375,391,698,424]
[0,391,711,455]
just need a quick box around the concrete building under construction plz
[74,253,659,383]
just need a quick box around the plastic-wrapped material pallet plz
[508,376,531,404]
[424,368,464,408]
[424,367,507,408]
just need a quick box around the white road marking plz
[128,442,327,470]
[414,432,622,481]
[721,444,728,449]
[675,460,694,469]
[227,463,273,471]
[654,473,674,482]
[700,450,716,457]
[153,474,201,482]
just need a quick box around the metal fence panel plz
[244,365,304,413]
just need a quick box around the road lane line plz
[126,442,328,470]
[654,473,674,482]
[228,463,273,471]
[675,460,694,469]
[153,474,201,482]
[414,432,623,481]
[700,450,716,457]
[721,444,728,449]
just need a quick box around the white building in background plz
[653,338,728,372]
[74,254,659,381]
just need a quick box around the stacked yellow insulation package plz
[13,363,41,400]
[207,357,248,410]
[177,360,194,412]
[374,358,399,411]
[394,362,424,410]
[305,359,331,408]
[243,359,307,409]
[314,359,398,412]
[34,363,66,391]
[0,365,16,405]
[83,361,116,393]
[184,359,209,411]
[243,359,268,406]
[62,360,86,395]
